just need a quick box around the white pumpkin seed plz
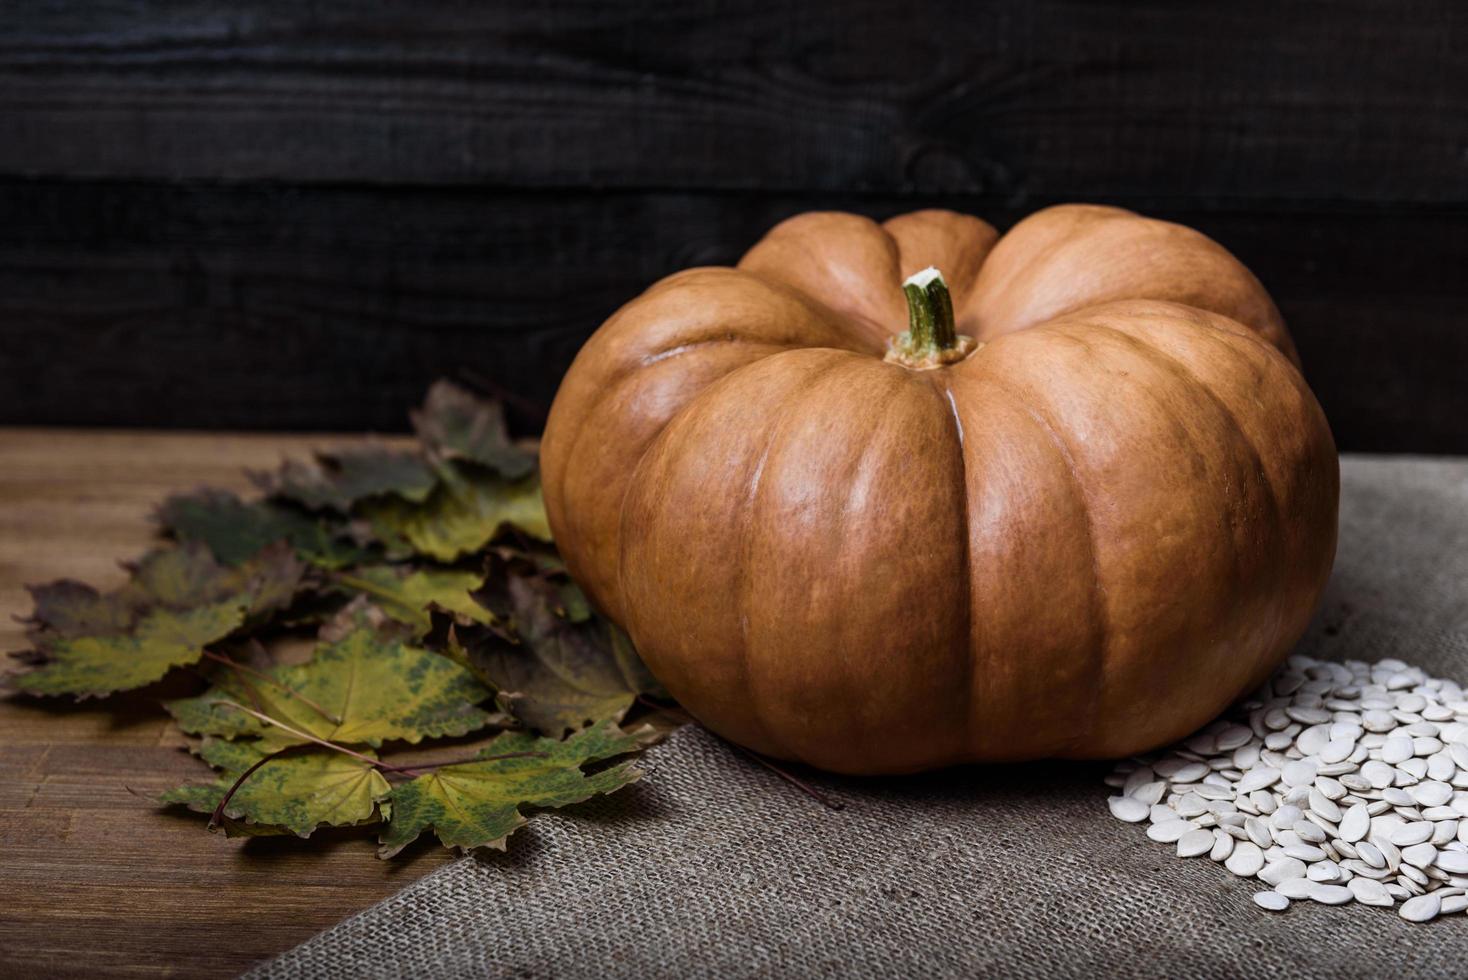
[1293,820,1326,844]
[1309,788,1342,823]
[1277,877,1314,899]
[1361,760,1396,788]
[1435,850,1468,874]
[1401,842,1439,868]
[1357,841,1387,868]
[1282,842,1326,862]
[1146,820,1192,843]
[1252,891,1290,911]
[1412,781,1453,807]
[1399,893,1441,922]
[1307,861,1343,883]
[1391,822,1434,846]
[1382,738,1414,764]
[1236,768,1282,794]
[1245,817,1274,849]
[1226,842,1265,877]
[1108,796,1150,823]
[1171,761,1210,783]
[1175,793,1209,818]
[1339,803,1371,843]
[1349,876,1394,906]
[1259,858,1307,886]
[1104,656,1468,921]
[1177,829,1215,858]
[1308,883,1354,905]
[1282,760,1318,787]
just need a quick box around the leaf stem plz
[210,700,548,779]
[211,700,420,774]
[209,746,289,831]
[202,649,344,725]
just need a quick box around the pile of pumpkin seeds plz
[1105,655,1468,922]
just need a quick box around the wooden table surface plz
[0,428,457,979]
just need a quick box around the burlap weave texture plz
[249,455,1468,979]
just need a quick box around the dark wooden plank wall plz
[0,0,1464,451]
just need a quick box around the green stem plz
[901,268,957,354]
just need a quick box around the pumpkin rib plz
[729,352,869,767]
[1080,316,1288,584]
[614,347,867,762]
[933,378,976,762]
[1120,298,1304,379]
[966,205,1297,365]
[975,374,1110,757]
[737,213,905,344]
[556,338,801,512]
[1051,321,1268,742]
[1089,311,1329,694]
[734,437,784,760]
[546,267,870,614]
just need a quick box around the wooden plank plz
[0,1,1464,201]
[0,429,455,979]
[1,179,1465,452]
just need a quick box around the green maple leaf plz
[335,565,494,636]
[261,445,437,512]
[12,600,246,698]
[161,738,391,838]
[12,542,305,698]
[433,558,661,736]
[157,488,365,568]
[411,380,537,479]
[378,721,647,857]
[361,464,551,562]
[165,625,500,748]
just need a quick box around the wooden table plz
[0,429,457,978]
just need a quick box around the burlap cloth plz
[249,455,1468,979]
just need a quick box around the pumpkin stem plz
[885,267,977,369]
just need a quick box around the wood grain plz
[1,1,1464,202]
[0,1,1465,446]
[0,428,455,979]
[1,179,1465,452]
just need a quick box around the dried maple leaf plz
[23,580,135,638]
[334,565,494,636]
[432,556,662,736]
[161,738,391,838]
[165,624,502,748]
[11,543,306,698]
[157,488,365,568]
[377,720,648,857]
[411,380,537,479]
[129,542,305,623]
[12,601,246,698]
[258,444,437,513]
[360,464,550,562]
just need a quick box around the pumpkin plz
[541,205,1338,775]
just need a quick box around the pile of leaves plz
[7,382,677,857]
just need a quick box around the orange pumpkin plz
[541,205,1338,774]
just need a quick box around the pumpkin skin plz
[541,205,1338,775]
